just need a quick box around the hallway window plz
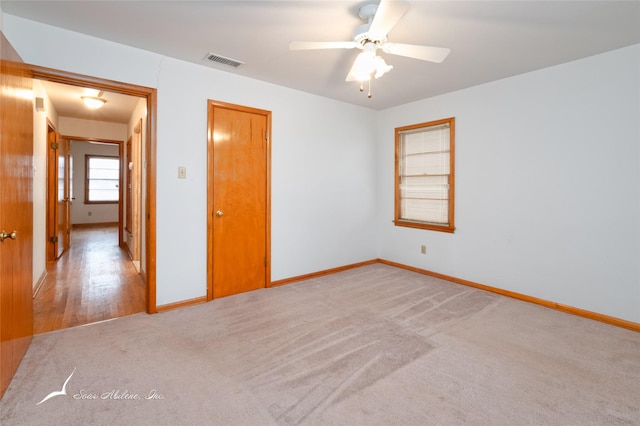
[394,117,455,233]
[85,155,119,203]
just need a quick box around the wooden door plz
[208,101,271,299]
[125,136,132,234]
[46,125,57,260]
[46,130,70,260]
[0,32,34,399]
[132,121,142,263]
[126,120,142,266]
[58,139,71,254]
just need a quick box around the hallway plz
[33,223,145,334]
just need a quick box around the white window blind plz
[399,123,450,225]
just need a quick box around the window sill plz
[393,219,455,233]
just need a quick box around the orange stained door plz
[46,131,70,260]
[0,31,34,399]
[46,124,56,260]
[125,136,132,234]
[57,138,71,254]
[208,101,271,299]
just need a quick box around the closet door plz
[208,101,271,299]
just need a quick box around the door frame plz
[206,100,272,300]
[30,65,158,313]
[62,137,124,246]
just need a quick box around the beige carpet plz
[1,264,639,425]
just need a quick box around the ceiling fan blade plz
[368,0,410,41]
[382,43,451,63]
[289,41,358,50]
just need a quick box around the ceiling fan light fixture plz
[373,56,393,79]
[81,96,107,109]
[350,51,375,81]
[349,50,393,82]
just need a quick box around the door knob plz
[216,210,224,217]
[0,230,17,242]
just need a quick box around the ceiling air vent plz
[202,52,244,68]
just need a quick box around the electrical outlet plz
[178,166,187,179]
[421,245,427,254]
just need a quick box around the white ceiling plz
[4,0,640,115]
[37,80,141,124]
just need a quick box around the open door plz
[0,31,34,399]
[47,126,71,260]
[125,120,142,271]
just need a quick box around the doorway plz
[39,135,140,333]
[31,65,157,317]
[207,100,272,299]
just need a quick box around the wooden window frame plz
[85,154,120,204]
[394,117,455,233]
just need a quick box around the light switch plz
[178,166,187,179]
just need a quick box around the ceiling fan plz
[289,0,450,98]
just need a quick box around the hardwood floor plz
[33,223,145,334]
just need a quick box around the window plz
[85,155,119,203]
[395,117,455,233]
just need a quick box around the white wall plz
[31,80,59,287]
[155,57,377,305]
[3,14,378,307]
[377,44,640,323]
[59,116,127,141]
[69,141,119,224]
